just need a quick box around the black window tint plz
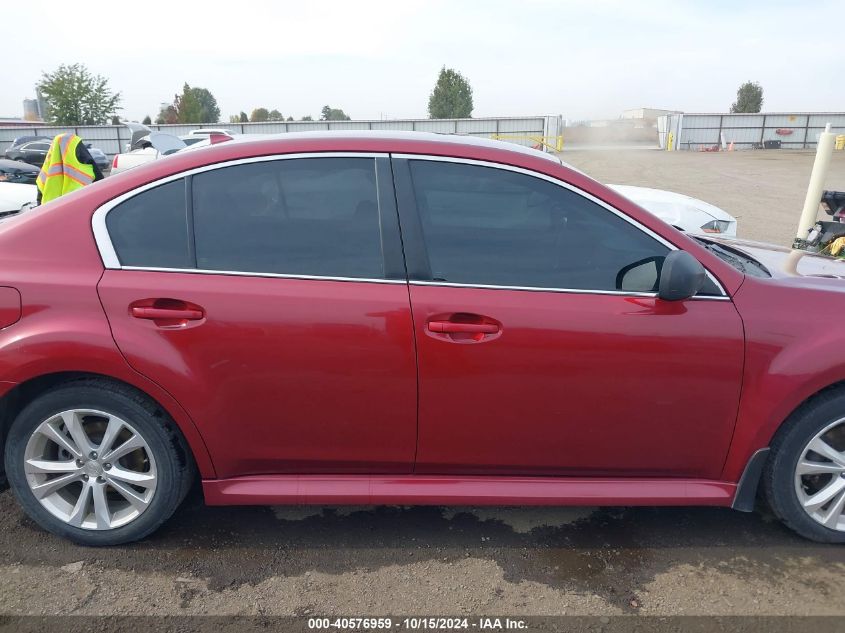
[106,179,191,268]
[408,161,670,292]
[192,158,383,278]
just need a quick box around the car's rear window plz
[106,179,191,269]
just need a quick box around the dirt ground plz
[2,149,845,622]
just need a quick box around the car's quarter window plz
[191,158,384,279]
[406,160,669,292]
[105,178,191,269]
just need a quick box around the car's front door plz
[97,155,417,478]
[393,157,744,479]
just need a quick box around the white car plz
[0,182,37,217]
[609,184,738,237]
[111,125,235,175]
[111,132,190,175]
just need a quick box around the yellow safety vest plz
[36,133,96,203]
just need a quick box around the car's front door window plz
[407,160,669,293]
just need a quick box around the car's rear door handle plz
[427,321,500,334]
[131,307,204,320]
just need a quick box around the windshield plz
[692,236,770,278]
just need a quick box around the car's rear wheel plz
[764,390,845,543]
[4,380,193,546]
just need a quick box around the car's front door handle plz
[131,307,204,320]
[427,321,499,334]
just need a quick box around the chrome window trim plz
[120,266,406,285]
[91,152,388,272]
[407,279,731,300]
[393,153,728,298]
[93,150,728,298]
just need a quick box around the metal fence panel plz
[765,114,808,127]
[368,120,416,130]
[325,121,371,130]
[412,120,456,133]
[761,127,806,143]
[456,119,498,133]
[677,115,717,129]
[722,127,766,144]
[672,112,845,149]
[498,118,544,133]
[682,128,720,144]
[808,114,845,127]
[150,124,199,136]
[0,116,557,155]
[721,114,765,128]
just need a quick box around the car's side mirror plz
[658,250,705,301]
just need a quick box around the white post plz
[795,123,836,247]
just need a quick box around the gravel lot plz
[2,149,845,621]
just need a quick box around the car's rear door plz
[96,154,417,479]
[392,156,744,479]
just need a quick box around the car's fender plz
[722,277,845,481]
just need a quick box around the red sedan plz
[1,132,844,545]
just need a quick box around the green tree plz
[268,109,284,121]
[110,115,121,125]
[300,115,313,121]
[428,66,473,119]
[165,83,220,123]
[142,115,152,125]
[37,63,121,125]
[320,105,351,121]
[250,107,270,122]
[730,81,763,113]
[239,111,249,123]
[155,105,178,124]
[228,114,240,123]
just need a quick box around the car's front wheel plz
[764,389,845,543]
[4,380,193,546]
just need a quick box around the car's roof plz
[0,159,38,172]
[188,130,565,165]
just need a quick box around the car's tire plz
[763,389,845,543]
[4,379,194,546]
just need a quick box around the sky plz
[3,0,844,122]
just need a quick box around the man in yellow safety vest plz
[36,132,104,204]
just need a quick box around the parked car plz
[0,158,39,185]
[4,139,52,166]
[83,144,111,173]
[0,182,36,216]
[2,131,845,546]
[8,135,53,148]
[111,130,232,175]
[110,132,188,175]
[608,184,738,237]
[0,160,39,216]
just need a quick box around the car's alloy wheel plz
[793,417,845,531]
[6,380,193,545]
[23,408,158,530]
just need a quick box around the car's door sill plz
[203,475,736,507]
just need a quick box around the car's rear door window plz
[191,157,384,279]
[407,160,670,292]
[106,178,191,269]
